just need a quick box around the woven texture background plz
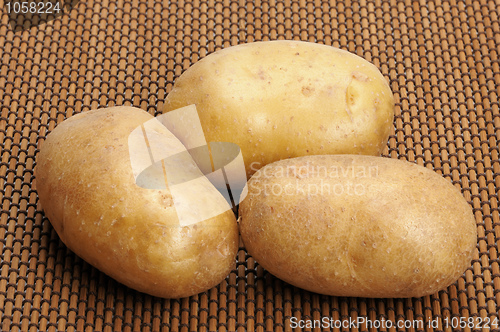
[1,0,499,331]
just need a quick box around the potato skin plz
[239,155,477,298]
[35,106,238,298]
[163,40,394,178]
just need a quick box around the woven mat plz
[1,0,499,331]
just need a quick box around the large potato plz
[239,155,477,298]
[35,106,239,298]
[163,40,394,178]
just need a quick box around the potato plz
[163,40,394,178]
[35,106,239,298]
[239,155,477,298]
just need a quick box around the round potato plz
[163,40,394,178]
[239,155,477,298]
[35,106,239,298]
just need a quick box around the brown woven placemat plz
[1,0,499,331]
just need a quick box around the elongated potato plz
[163,40,394,178]
[239,155,477,298]
[35,106,238,298]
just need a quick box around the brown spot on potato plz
[325,86,334,96]
[302,86,314,96]
[345,83,357,122]
[287,165,309,178]
[257,68,266,80]
[346,88,356,106]
[352,71,369,82]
